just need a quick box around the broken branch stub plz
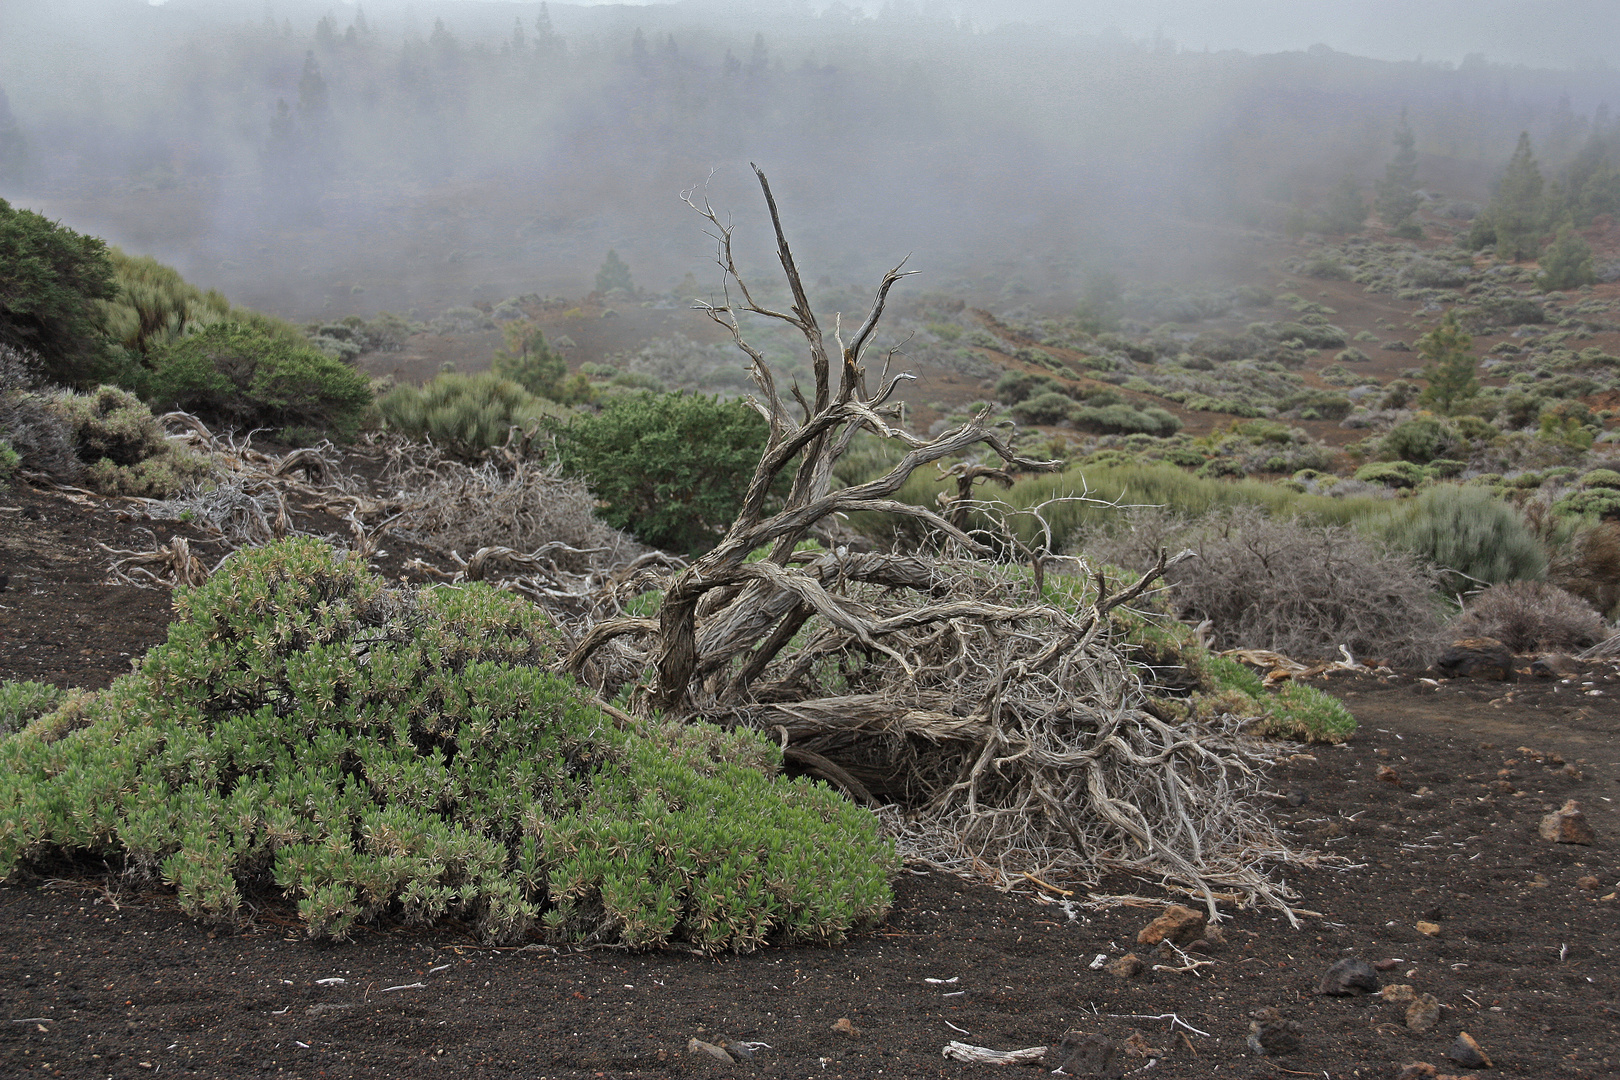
[566,170,1299,914]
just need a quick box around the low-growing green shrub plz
[143,322,374,438]
[1070,403,1182,436]
[378,372,564,460]
[1010,390,1077,425]
[1382,486,1547,594]
[48,384,214,497]
[1354,461,1428,488]
[994,370,1065,405]
[1382,415,1452,464]
[557,391,770,555]
[1553,487,1620,519]
[0,539,894,949]
[0,680,67,737]
[1250,682,1356,743]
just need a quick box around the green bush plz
[1382,486,1546,593]
[1382,415,1451,464]
[1536,226,1596,292]
[1578,468,1620,490]
[557,391,770,554]
[994,370,1063,405]
[0,680,66,737]
[0,198,122,387]
[1010,390,1077,425]
[1553,488,1620,519]
[144,322,373,438]
[378,372,565,459]
[101,250,302,361]
[1354,461,1428,489]
[48,385,214,497]
[0,539,894,948]
[491,321,587,403]
[1070,403,1182,436]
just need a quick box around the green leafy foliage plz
[143,321,374,438]
[0,198,121,386]
[48,384,214,497]
[1353,461,1428,488]
[1009,390,1077,425]
[1416,311,1477,415]
[1381,415,1452,464]
[1375,109,1422,232]
[594,250,635,296]
[1250,682,1355,744]
[1492,132,1545,262]
[490,320,574,401]
[1536,226,1596,292]
[1069,402,1182,436]
[0,680,66,737]
[101,250,304,361]
[557,391,771,554]
[0,538,895,949]
[378,372,565,460]
[1381,486,1546,594]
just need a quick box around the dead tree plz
[565,168,1305,918]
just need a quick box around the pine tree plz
[1492,132,1544,261]
[1375,108,1422,237]
[491,321,567,400]
[297,52,328,120]
[1536,225,1595,291]
[596,250,635,296]
[1417,311,1478,415]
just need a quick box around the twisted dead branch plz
[564,168,1304,917]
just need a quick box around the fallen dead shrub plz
[568,170,1310,919]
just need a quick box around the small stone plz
[1530,654,1579,678]
[1136,904,1206,945]
[1317,957,1380,996]
[1104,953,1144,978]
[1405,993,1442,1032]
[1447,1032,1492,1069]
[1415,920,1442,937]
[1380,984,1417,1005]
[1577,875,1601,890]
[1539,800,1595,845]
[1284,790,1309,806]
[831,1017,859,1036]
[1396,1065,1438,1080]
[1246,1017,1301,1057]
[1373,957,1403,971]
[1489,779,1516,794]
[1437,638,1517,681]
[1042,1031,1122,1077]
[688,1037,734,1063]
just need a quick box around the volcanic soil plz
[1,476,1618,1080]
